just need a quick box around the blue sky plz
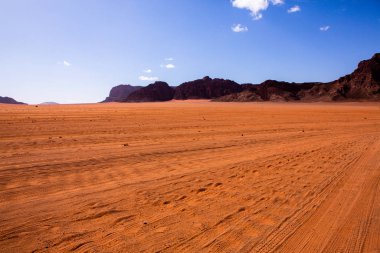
[1,0,379,104]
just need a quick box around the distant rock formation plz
[319,53,380,101]
[0,96,25,104]
[102,84,142,102]
[217,81,321,102]
[103,53,380,103]
[217,53,380,102]
[174,76,242,99]
[125,81,175,102]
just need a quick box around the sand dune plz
[1,101,380,252]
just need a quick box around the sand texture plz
[1,101,380,252]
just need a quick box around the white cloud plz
[143,69,152,73]
[165,57,174,61]
[232,24,248,32]
[320,25,330,31]
[231,0,284,20]
[288,5,300,13]
[138,75,159,81]
[164,63,175,69]
[58,60,71,67]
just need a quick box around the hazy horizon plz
[1,0,380,104]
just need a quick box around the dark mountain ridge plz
[103,54,380,102]
[0,96,26,104]
[102,84,142,102]
[219,53,380,102]
[173,76,242,99]
[125,81,174,102]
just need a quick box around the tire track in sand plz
[276,136,380,253]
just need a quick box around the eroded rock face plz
[217,53,380,102]
[216,81,321,102]
[102,84,142,102]
[216,90,263,102]
[125,81,175,102]
[174,76,243,99]
[255,80,319,101]
[103,53,380,102]
[0,96,25,104]
[329,53,380,100]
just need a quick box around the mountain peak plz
[103,53,380,103]
[0,96,26,104]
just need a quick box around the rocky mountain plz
[0,96,25,104]
[217,53,380,102]
[103,53,380,103]
[125,81,175,102]
[174,76,242,99]
[102,84,142,102]
[316,53,380,101]
[217,81,322,102]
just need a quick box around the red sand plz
[1,102,380,252]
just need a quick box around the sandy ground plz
[1,101,380,253]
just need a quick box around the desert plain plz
[0,101,380,253]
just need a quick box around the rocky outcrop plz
[217,81,325,102]
[125,81,175,102]
[217,53,380,102]
[0,96,25,104]
[174,76,242,99]
[216,90,263,102]
[102,84,142,102]
[103,53,380,103]
[321,53,380,101]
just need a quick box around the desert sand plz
[1,101,380,252]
